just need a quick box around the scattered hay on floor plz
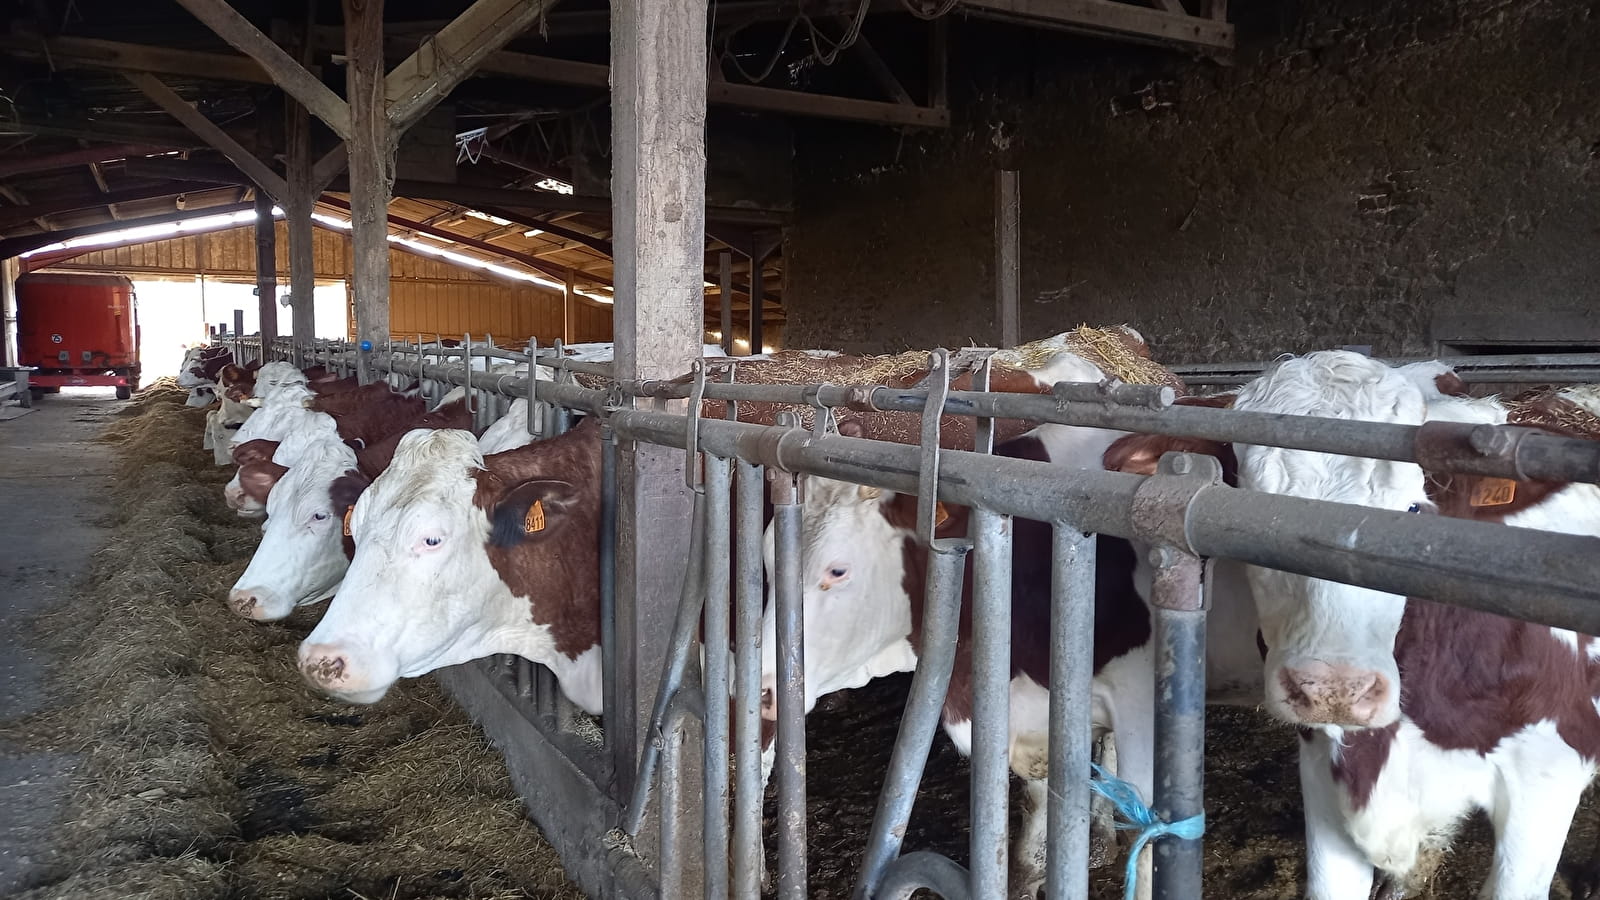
[16,383,583,900]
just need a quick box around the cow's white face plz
[298,430,578,705]
[759,477,918,720]
[177,347,213,388]
[254,361,308,397]
[229,434,358,621]
[231,392,333,450]
[185,386,216,407]
[1232,351,1429,731]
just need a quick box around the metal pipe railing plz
[261,336,1600,900]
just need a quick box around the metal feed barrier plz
[236,334,1600,900]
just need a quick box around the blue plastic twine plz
[1088,762,1205,900]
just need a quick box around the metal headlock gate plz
[234,334,1600,900]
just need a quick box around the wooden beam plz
[0,119,197,149]
[87,162,111,194]
[0,184,49,231]
[841,23,914,106]
[342,0,391,368]
[173,0,353,140]
[1,200,255,262]
[384,0,559,132]
[474,206,613,255]
[122,71,289,202]
[718,250,733,354]
[477,47,949,128]
[310,144,348,190]
[332,176,787,226]
[995,169,1020,348]
[929,16,949,109]
[958,0,1233,50]
[0,32,276,85]
[287,0,319,349]
[562,266,574,343]
[0,143,166,180]
[0,180,220,230]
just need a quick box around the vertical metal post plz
[852,540,972,900]
[969,506,1013,898]
[600,423,620,760]
[748,246,765,355]
[1047,526,1096,899]
[731,457,766,900]
[233,309,245,341]
[995,169,1020,349]
[702,454,732,900]
[769,458,807,900]
[1150,548,1205,900]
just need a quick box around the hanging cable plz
[900,0,961,20]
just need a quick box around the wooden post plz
[286,5,318,355]
[719,250,733,355]
[748,246,765,355]
[254,190,278,344]
[562,266,574,344]
[343,0,392,380]
[611,0,707,889]
[995,169,1020,348]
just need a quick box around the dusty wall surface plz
[781,0,1600,363]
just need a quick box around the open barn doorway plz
[128,277,348,380]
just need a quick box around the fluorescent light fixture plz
[523,228,544,237]
[23,207,282,258]
[534,177,574,195]
[465,210,513,226]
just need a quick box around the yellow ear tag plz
[1470,477,1517,507]
[524,499,547,534]
[342,505,354,536]
[934,501,951,528]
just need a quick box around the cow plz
[1112,351,1600,898]
[298,421,605,708]
[758,424,1263,899]
[228,398,473,621]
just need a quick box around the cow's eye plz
[312,512,329,521]
[424,536,443,547]
[829,567,848,579]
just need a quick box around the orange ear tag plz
[342,505,354,536]
[1469,478,1517,508]
[524,499,547,534]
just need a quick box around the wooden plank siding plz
[45,221,613,344]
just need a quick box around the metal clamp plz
[722,363,739,422]
[972,357,994,455]
[805,383,838,437]
[915,349,952,546]
[1129,451,1226,555]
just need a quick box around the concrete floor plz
[0,389,120,894]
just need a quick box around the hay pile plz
[13,380,582,900]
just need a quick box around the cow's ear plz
[490,479,580,547]
[239,461,289,503]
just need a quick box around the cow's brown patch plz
[239,461,290,504]
[232,438,281,469]
[1101,394,1240,486]
[354,398,473,479]
[472,418,604,659]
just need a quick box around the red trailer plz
[16,273,141,400]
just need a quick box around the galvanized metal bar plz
[606,411,1600,633]
[1047,525,1096,900]
[621,377,1600,485]
[1149,549,1205,900]
[526,338,540,437]
[701,453,733,900]
[620,491,709,835]
[658,685,707,900]
[770,462,807,900]
[731,457,767,900]
[515,658,533,700]
[852,539,972,900]
[600,422,620,763]
[536,663,557,721]
[969,504,1012,899]
[875,851,974,900]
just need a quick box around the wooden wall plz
[47,221,613,344]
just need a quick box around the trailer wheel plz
[115,385,131,400]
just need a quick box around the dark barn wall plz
[782,0,1600,362]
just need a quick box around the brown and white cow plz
[298,420,604,707]
[227,398,474,621]
[1112,351,1600,898]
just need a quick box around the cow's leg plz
[1009,777,1049,900]
[1006,676,1051,899]
[1299,735,1375,900]
[1480,746,1590,900]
